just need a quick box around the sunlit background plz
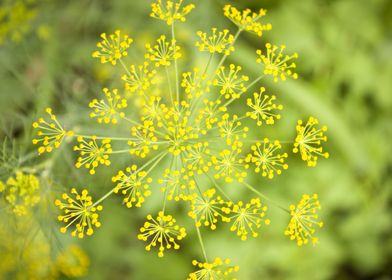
[1,0,391,279]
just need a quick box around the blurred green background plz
[0,0,391,279]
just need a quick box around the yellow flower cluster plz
[32,108,74,155]
[223,4,272,37]
[188,188,230,230]
[256,43,298,82]
[30,1,330,278]
[74,136,112,175]
[145,35,181,67]
[112,165,152,208]
[0,171,40,216]
[229,198,270,240]
[246,87,283,126]
[151,0,195,25]
[188,257,239,280]
[89,88,128,124]
[213,64,249,100]
[138,211,187,257]
[92,30,133,65]
[285,194,323,246]
[196,28,235,55]
[55,188,103,238]
[246,139,288,179]
[293,116,329,167]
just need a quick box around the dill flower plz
[229,198,270,240]
[92,30,133,65]
[285,194,323,246]
[0,171,40,216]
[145,35,181,67]
[245,139,288,179]
[55,188,103,238]
[188,188,231,230]
[184,142,212,174]
[213,64,249,100]
[112,165,152,208]
[188,257,239,280]
[56,245,90,278]
[256,43,298,82]
[218,114,248,145]
[138,211,187,257]
[122,62,157,95]
[128,120,159,158]
[196,28,235,55]
[181,68,208,99]
[246,87,283,126]
[211,144,248,183]
[159,168,196,201]
[74,136,112,175]
[32,108,74,155]
[150,0,195,25]
[223,5,271,37]
[89,88,127,124]
[293,116,329,167]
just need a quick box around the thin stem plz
[195,224,209,262]
[205,172,232,202]
[171,23,180,101]
[93,188,115,207]
[165,66,174,105]
[246,75,265,91]
[242,182,290,214]
[202,53,214,76]
[119,58,132,77]
[215,28,243,73]
[73,134,135,141]
[162,155,175,213]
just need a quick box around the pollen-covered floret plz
[285,194,323,246]
[218,114,248,145]
[145,35,181,67]
[229,198,270,240]
[128,120,159,158]
[246,138,288,179]
[74,136,112,175]
[211,143,248,183]
[256,43,298,82]
[55,188,103,238]
[138,211,187,257]
[92,30,133,65]
[150,0,195,25]
[188,188,231,230]
[159,168,196,201]
[246,87,283,126]
[293,116,329,167]
[89,88,127,124]
[196,28,235,55]
[122,62,157,95]
[32,108,73,155]
[112,165,152,208]
[188,257,239,280]
[223,5,272,37]
[213,64,249,100]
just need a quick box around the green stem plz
[242,182,289,214]
[195,224,209,262]
[171,23,180,101]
